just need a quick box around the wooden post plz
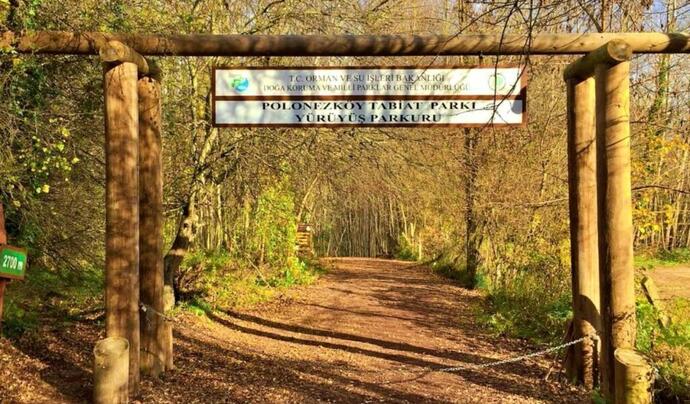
[565,75,601,388]
[0,204,7,331]
[641,276,671,328]
[138,70,167,377]
[0,203,6,245]
[595,55,635,401]
[163,284,174,370]
[104,58,140,395]
[94,337,129,404]
[614,348,653,404]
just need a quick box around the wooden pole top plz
[100,40,149,74]
[564,40,633,81]
[1,31,689,57]
[614,348,649,368]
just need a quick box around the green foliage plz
[482,270,572,342]
[2,299,40,338]
[258,258,321,288]
[636,297,690,401]
[2,0,44,29]
[179,298,214,317]
[177,248,324,310]
[169,173,319,309]
[591,389,606,404]
[395,234,420,261]
[1,53,87,276]
[248,176,298,269]
[475,239,572,343]
[430,246,572,343]
[429,255,476,288]
[3,264,103,338]
[636,299,657,352]
[395,223,422,261]
[635,248,690,269]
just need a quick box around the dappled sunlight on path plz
[141,258,587,403]
[2,258,588,403]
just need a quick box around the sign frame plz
[211,65,528,128]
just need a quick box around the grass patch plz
[2,265,103,338]
[3,249,327,339]
[429,257,476,288]
[480,271,572,343]
[178,249,326,311]
[429,253,571,342]
[635,247,690,269]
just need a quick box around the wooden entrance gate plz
[2,30,688,403]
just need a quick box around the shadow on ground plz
[3,258,586,403]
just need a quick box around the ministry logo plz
[488,73,507,92]
[228,76,250,93]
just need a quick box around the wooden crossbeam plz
[1,31,689,56]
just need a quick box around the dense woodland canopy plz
[1,0,688,291]
[0,0,689,399]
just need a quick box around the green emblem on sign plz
[0,246,27,280]
[489,73,507,91]
[228,76,249,93]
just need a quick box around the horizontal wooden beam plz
[100,40,149,74]
[564,40,632,80]
[1,31,689,56]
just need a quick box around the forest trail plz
[648,264,690,300]
[138,258,586,403]
[2,258,588,403]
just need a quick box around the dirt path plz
[647,264,690,300]
[2,258,587,403]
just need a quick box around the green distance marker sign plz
[0,246,27,280]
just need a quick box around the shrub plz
[429,255,476,288]
[247,176,298,269]
[637,298,690,401]
[2,264,103,338]
[482,267,572,342]
[176,248,324,310]
[395,232,420,261]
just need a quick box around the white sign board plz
[215,67,524,97]
[215,100,523,126]
[212,66,526,127]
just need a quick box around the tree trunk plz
[464,128,479,287]
[162,62,219,298]
[164,200,197,301]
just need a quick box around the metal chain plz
[437,334,598,372]
[140,303,177,323]
[141,302,599,375]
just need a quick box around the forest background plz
[0,0,689,400]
